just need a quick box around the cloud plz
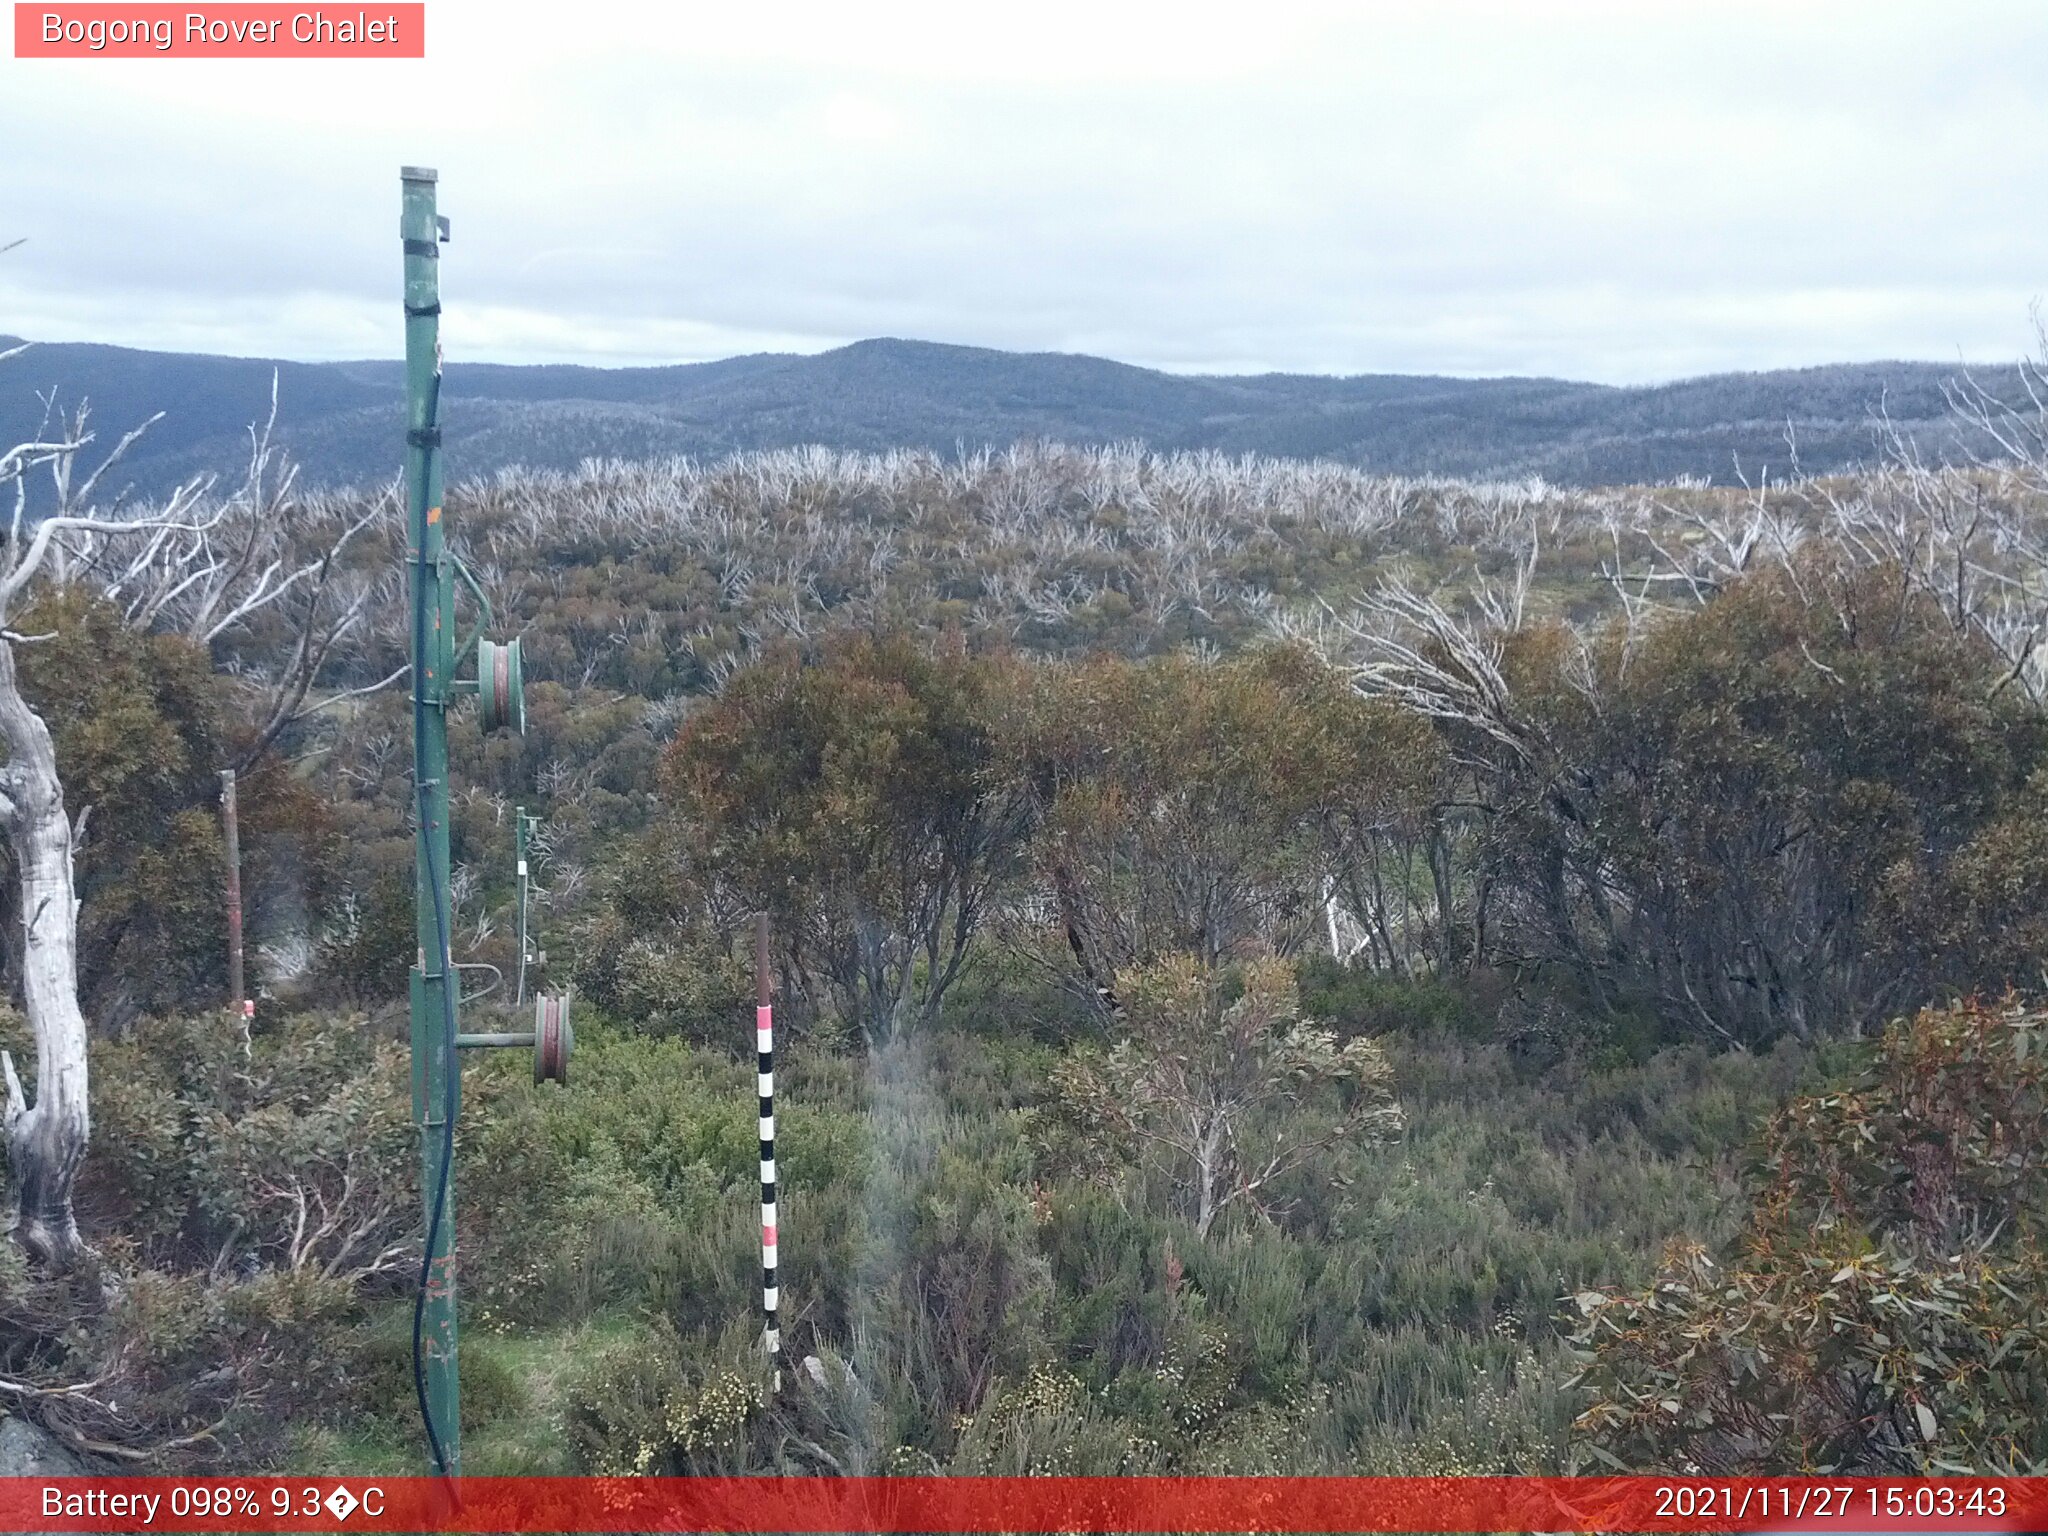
[2,0,2044,382]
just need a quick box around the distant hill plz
[0,334,2010,498]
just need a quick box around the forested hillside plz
[1,367,2045,1476]
[0,334,2018,497]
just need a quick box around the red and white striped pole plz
[755,912,780,1391]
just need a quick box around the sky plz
[2,0,2045,384]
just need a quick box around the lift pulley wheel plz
[478,637,526,735]
[534,992,572,1085]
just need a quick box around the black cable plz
[408,367,459,1481]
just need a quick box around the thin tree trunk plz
[1193,1116,1223,1238]
[0,639,90,1270]
[1427,818,1459,972]
[221,768,247,1036]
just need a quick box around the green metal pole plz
[402,164,461,1477]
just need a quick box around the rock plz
[0,1412,84,1476]
[801,1353,858,1390]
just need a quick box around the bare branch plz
[285,663,411,724]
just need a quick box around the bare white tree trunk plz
[0,637,89,1269]
[0,362,395,1270]
[1192,1114,1223,1238]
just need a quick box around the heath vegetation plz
[2,343,2047,1473]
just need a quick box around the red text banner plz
[3,1476,2047,1533]
[14,4,424,57]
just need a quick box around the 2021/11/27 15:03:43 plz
[1653,1482,2013,1523]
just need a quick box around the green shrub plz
[1476,559,2048,1047]
[938,948,1102,1047]
[310,872,416,1009]
[948,1364,1149,1474]
[1572,996,2048,1473]
[573,914,750,1046]
[3,1008,426,1467]
[87,1010,414,1278]
[1296,956,1479,1039]
[559,1319,767,1474]
[0,1246,371,1468]
[347,1314,530,1432]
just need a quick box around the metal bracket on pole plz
[448,552,491,672]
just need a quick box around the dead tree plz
[0,378,390,1269]
[79,380,404,769]
[0,415,211,1266]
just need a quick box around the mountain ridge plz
[0,333,2006,496]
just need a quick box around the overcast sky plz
[2,0,2044,383]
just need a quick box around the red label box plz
[5,1477,2048,1533]
[13,3,425,56]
